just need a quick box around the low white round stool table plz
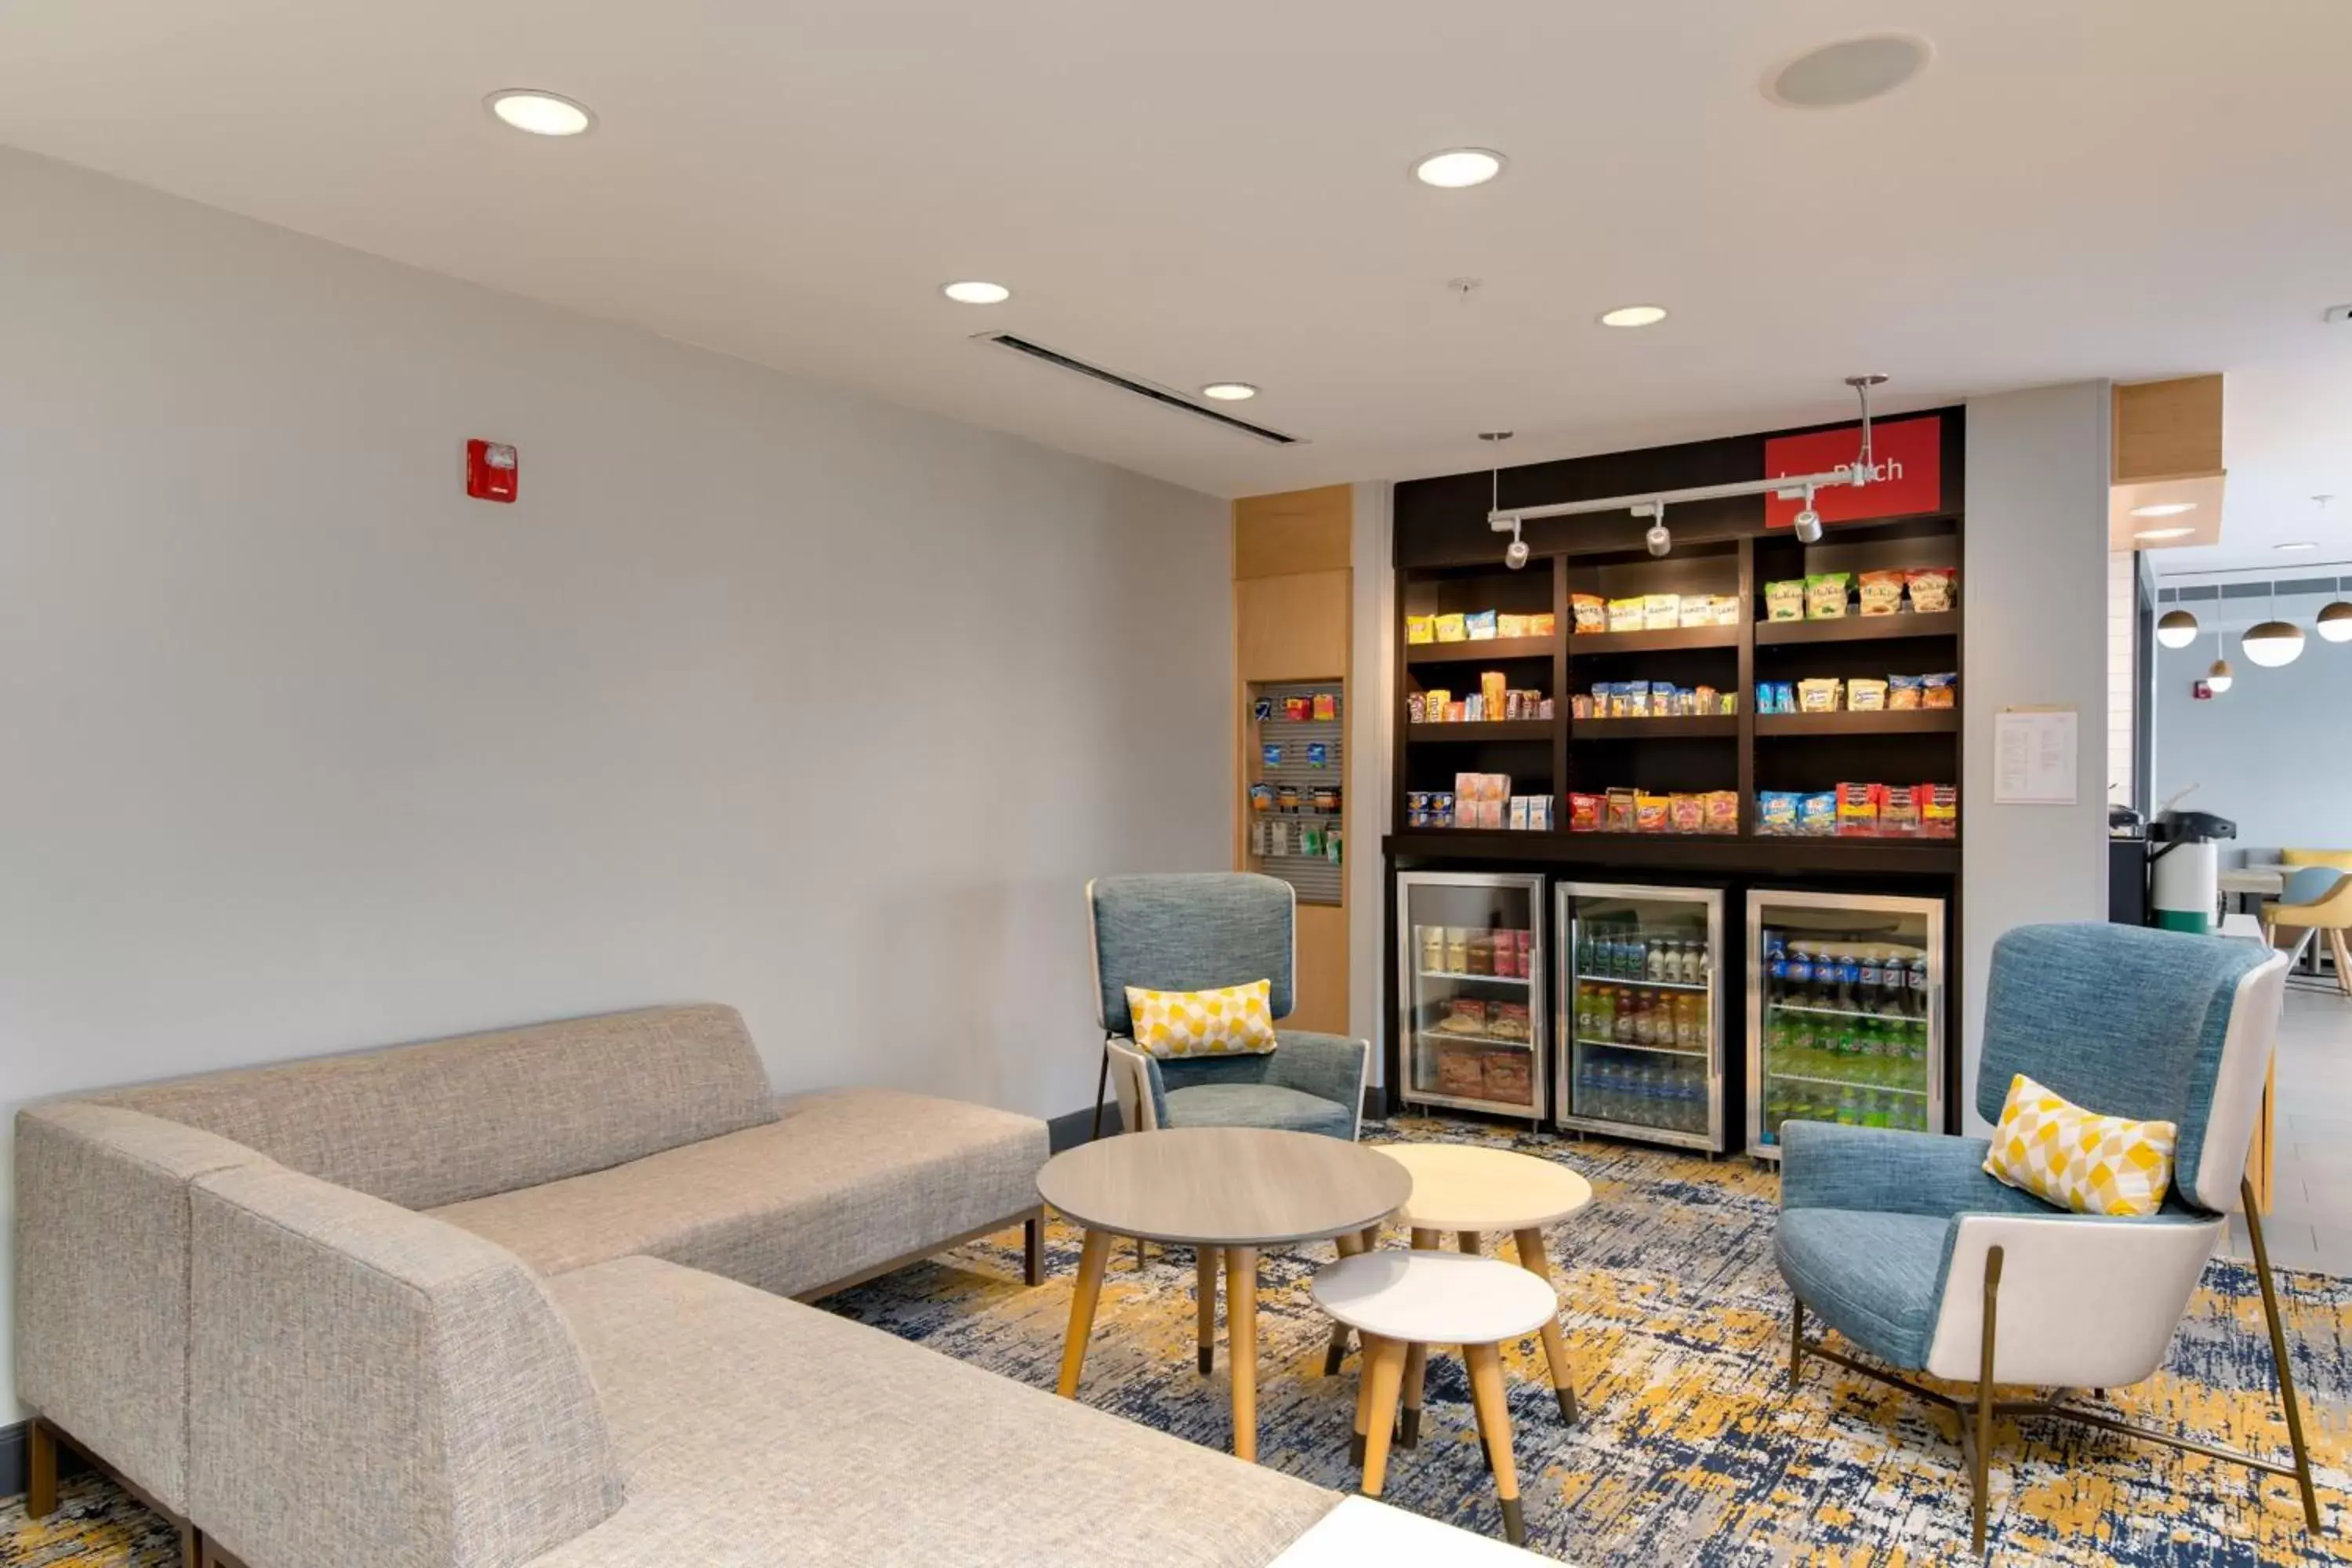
[1328,1143,1593,1444]
[1312,1250,1559,1547]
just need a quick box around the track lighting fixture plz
[1792,485,1824,544]
[1640,501,1671,558]
[2155,608,2199,650]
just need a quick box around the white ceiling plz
[4,2,2352,500]
[2154,358,2352,575]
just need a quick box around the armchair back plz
[1087,873,1295,1035]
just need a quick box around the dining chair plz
[1777,922,2308,1555]
[2263,862,2352,997]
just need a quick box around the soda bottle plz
[1906,952,1929,1018]
[1787,942,1815,1008]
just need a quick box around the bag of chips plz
[1606,597,1645,633]
[1758,791,1801,835]
[1529,612,1558,637]
[1568,792,1603,832]
[1907,567,1956,613]
[1798,677,1842,713]
[1705,790,1741,834]
[1798,792,1838,835]
[1465,609,1498,641]
[1858,569,1905,616]
[1765,580,1806,622]
[1806,573,1851,619]
[1922,672,1957,709]
[1570,593,1606,634]
[1670,793,1705,833]
[1496,612,1528,639]
[1886,673,1922,710]
[1406,614,1436,644]
[1605,788,1638,833]
[1847,677,1889,711]
[1635,793,1671,833]
[1434,612,1467,642]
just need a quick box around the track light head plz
[1645,521,1671,558]
[1792,507,1823,544]
[1504,537,1530,570]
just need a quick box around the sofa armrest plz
[13,1102,274,1512]
[1268,1032,1371,1140]
[1779,1120,2042,1220]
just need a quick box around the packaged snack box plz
[1456,771,1483,803]
[1446,702,1466,723]
[1480,670,1508,715]
[1859,569,1905,616]
[1538,698,1555,720]
[1847,677,1889,711]
[1508,797,1530,830]
[1670,793,1705,833]
[1406,614,1436,644]
[1483,1052,1534,1105]
[1431,791,1456,826]
[1435,612,1468,642]
[1922,782,1958,835]
[1765,580,1806,621]
[1798,677,1842,713]
[1773,681,1796,713]
[1530,612,1557,637]
[1644,593,1680,631]
[1531,797,1555,829]
[1922,672,1957,709]
[1605,789,1638,833]
[1475,798,1506,829]
[1758,791,1800,835]
[1284,695,1312,720]
[1886,673,1922,710]
[1907,567,1957,613]
[1436,1048,1485,1097]
[1570,594,1606,634]
[1798,792,1838,835]
[1568,793,1603,831]
[1837,782,1880,836]
[1465,609,1498,641]
[1312,692,1338,720]
[1606,597,1645,633]
[1680,597,1715,629]
[1806,573,1851,619]
[1635,793,1671,833]
[1705,790,1740,834]
[1497,612,1529,639]
[1879,783,1921,833]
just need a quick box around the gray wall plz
[1960,382,2114,1133]
[0,148,1232,1418]
[2153,598,2352,854]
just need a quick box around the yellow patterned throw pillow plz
[1982,1073,2177,1217]
[1123,981,1278,1060]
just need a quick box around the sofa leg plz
[2244,1174,2323,1530]
[180,1523,201,1568]
[1972,1245,2004,1556]
[27,1417,58,1516]
[1024,1214,1045,1287]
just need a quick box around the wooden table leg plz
[1227,1245,1260,1461]
[1196,1247,1220,1375]
[1360,1337,1408,1497]
[1057,1228,1112,1398]
[1465,1342,1526,1545]
[1513,1226,1577,1423]
[1351,1331,1378,1466]
[1398,1227,1442,1446]
[1323,1231,1363,1376]
[1457,1230,1482,1255]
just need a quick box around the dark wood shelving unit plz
[1754,614,1958,647]
[1384,829,1960,876]
[1405,635,1556,664]
[1406,720,1553,742]
[1572,716,1740,740]
[1565,625,1741,655]
[1755,710,1958,737]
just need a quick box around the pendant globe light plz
[2206,628,2234,694]
[2155,607,2199,649]
[2319,582,2352,644]
[2241,579,2305,668]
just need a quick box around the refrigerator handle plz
[1926,981,1945,1133]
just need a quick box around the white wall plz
[0,149,1231,1418]
[2107,550,2137,807]
[1959,382,2113,1131]
[1346,482,1396,1078]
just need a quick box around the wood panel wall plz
[1234,485,1353,1036]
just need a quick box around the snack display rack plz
[1244,680,1343,906]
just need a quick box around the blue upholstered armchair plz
[1777,923,2308,1553]
[1086,873,1370,1142]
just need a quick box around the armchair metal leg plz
[1788,1301,1805,1389]
[2244,1174,2324,1530]
[1972,1245,2004,1557]
[1089,1037,1112,1143]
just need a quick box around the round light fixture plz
[1414,149,1506,189]
[2275,541,2318,552]
[1765,35,1932,109]
[2205,657,2234,694]
[941,281,1011,305]
[2243,619,2307,667]
[1599,305,1669,328]
[1200,383,1258,401]
[2133,527,2196,542]
[2318,599,2352,644]
[2155,608,2199,649]
[486,90,595,137]
[2130,502,2198,519]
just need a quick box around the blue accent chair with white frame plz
[1777,922,2310,1553]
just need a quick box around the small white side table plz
[1312,1250,1559,1547]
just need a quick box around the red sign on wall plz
[1762,415,1942,528]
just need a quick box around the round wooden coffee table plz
[1037,1127,1411,1461]
[1348,1143,1592,1444]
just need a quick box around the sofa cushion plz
[1166,1082,1354,1138]
[532,1255,1336,1568]
[102,1004,776,1210]
[188,1164,622,1568]
[431,1088,1047,1299]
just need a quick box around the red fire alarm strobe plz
[466,440,519,503]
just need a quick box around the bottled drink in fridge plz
[1786,943,1816,1009]
[1613,989,1637,1044]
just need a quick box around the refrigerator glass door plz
[1748,890,1945,1158]
[1555,883,1724,1151]
[1397,873,1547,1120]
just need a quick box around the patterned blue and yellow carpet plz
[3,1117,2347,1565]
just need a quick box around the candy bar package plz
[1568,792,1603,832]
[1407,692,1426,724]
[1446,701,1467,723]
[1766,579,1806,621]
[1529,612,1558,637]
[1757,791,1800,835]
[1859,569,1906,616]
[1836,782,1880,836]
[1886,673,1922,710]
[1805,572,1851,619]
[1605,788,1639,833]
[1705,790,1741,834]
[1275,784,1300,811]
[1922,672,1958,709]
[1406,614,1436,644]
[1847,677,1889,711]
[1311,784,1339,811]
[1497,612,1529,639]
[1635,793,1671,833]
[1312,692,1338,720]
[1465,609,1498,641]
[1907,567,1957,614]
[1670,793,1705,833]
[1435,612,1468,643]
[1798,791,1838,836]
[1570,593,1607,634]
[1798,677,1842,713]
[1606,597,1645,633]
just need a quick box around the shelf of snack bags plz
[1566,788,1741,837]
[1753,782,1957,839]
[1755,564,1956,644]
[1567,588,1741,652]
[1403,605,1559,665]
[1405,772,1555,831]
[1751,670,1957,732]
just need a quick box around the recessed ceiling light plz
[1200,383,1258,402]
[2276,541,2319,552]
[1414,149,1506,189]
[2130,502,2198,518]
[1599,305,1669,328]
[941,281,1012,305]
[2133,527,2196,542]
[1765,35,1932,109]
[486,90,595,137]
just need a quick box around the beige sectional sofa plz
[14,1003,1538,1567]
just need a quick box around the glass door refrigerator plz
[1747,889,1946,1160]
[1396,872,1548,1126]
[1554,883,1727,1152]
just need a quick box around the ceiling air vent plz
[978,334,1301,445]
